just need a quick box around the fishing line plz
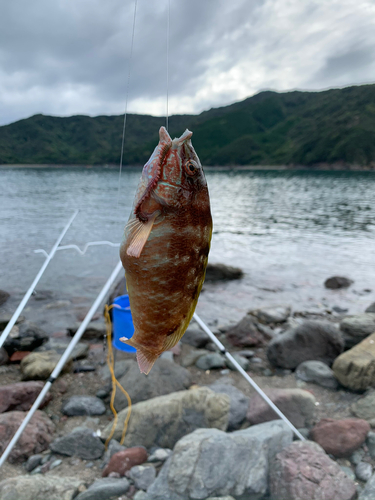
[166,0,170,131]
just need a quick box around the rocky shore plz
[1,268,375,500]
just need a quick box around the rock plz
[237,349,255,358]
[61,396,106,416]
[333,305,349,313]
[350,448,365,465]
[269,440,356,500]
[180,326,209,348]
[208,379,250,431]
[3,322,48,355]
[148,448,172,463]
[324,276,354,289]
[359,473,375,499]
[50,428,104,459]
[352,391,375,420]
[367,432,375,459]
[247,388,316,428]
[333,332,375,390]
[102,447,148,477]
[295,360,339,389]
[0,410,54,463]
[366,302,375,313]
[160,351,174,362]
[0,312,24,330]
[102,387,230,449]
[0,475,85,500]
[0,381,52,413]
[147,420,293,500]
[25,454,43,472]
[267,320,344,369]
[250,305,291,324]
[180,348,210,367]
[35,338,89,360]
[112,359,192,411]
[134,492,150,500]
[102,439,126,467]
[204,263,243,281]
[0,289,10,306]
[75,478,130,500]
[356,462,373,482]
[196,352,226,370]
[9,351,30,362]
[310,418,370,457]
[129,465,156,490]
[340,314,375,347]
[226,314,273,347]
[68,320,106,339]
[226,353,250,371]
[99,359,132,382]
[0,347,9,365]
[20,350,72,380]
[32,290,55,301]
[341,465,356,481]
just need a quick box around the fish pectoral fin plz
[125,211,159,258]
[163,328,186,352]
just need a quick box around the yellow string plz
[104,304,132,448]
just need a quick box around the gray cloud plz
[0,0,374,125]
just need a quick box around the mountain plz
[1,84,375,168]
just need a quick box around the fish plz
[119,126,212,374]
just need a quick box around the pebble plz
[147,448,172,463]
[195,352,226,370]
[367,432,375,459]
[128,464,156,490]
[50,459,62,470]
[351,449,366,465]
[340,465,356,481]
[250,357,263,364]
[30,466,42,475]
[25,454,43,472]
[226,354,249,371]
[356,462,373,482]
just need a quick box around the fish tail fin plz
[119,336,159,375]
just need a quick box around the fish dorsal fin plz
[125,211,159,258]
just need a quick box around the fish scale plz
[120,126,212,374]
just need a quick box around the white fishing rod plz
[193,312,306,441]
[0,210,79,349]
[0,260,123,468]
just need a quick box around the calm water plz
[0,166,374,327]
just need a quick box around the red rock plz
[310,418,370,457]
[0,381,52,413]
[270,441,356,500]
[226,315,272,347]
[10,351,31,362]
[54,378,68,394]
[0,410,55,463]
[102,447,148,477]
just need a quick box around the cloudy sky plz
[0,0,374,125]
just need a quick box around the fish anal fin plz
[136,348,159,375]
[126,211,159,258]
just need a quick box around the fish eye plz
[184,160,199,176]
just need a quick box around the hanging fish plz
[119,126,212,374]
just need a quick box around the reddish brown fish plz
[120,126,212,374]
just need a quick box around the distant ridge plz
[1,84,375,168]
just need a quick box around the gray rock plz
[238,349,255,358]
[50,428,104,459]
[250,305,291,324]
[180,327,209,348]
[0,347,9,366]
[148,448,172,463]
[205,497,236,500]
[205,263,243,281]
[106,359,191,411]
[3,322,48,355]
[367,432,375,459]
[35,339,89,360]
[196,352,226,370]
[160,351,174,362]
[324,276,353,289]
[270,440,356,500]
[351,449,366,465]
[0,289,10,306]
[134,492,150,500]
[340,314,375,347]
[99,359,132,382]
[341,465,356,481]
[61,396,106,416]
[267,320,344,369]
[359,473,375,499]
[356,462,373,482]
[75,478,130,500]
[147,420,293,500]
[129,465,156,490]
[247,388,316,428]
[20,350,72,380]
[352,391,375,420]
[180,348,210,367]
[366,302,375,313]
[50,459,62,470]
[208,379,250,431]
[25,454,43,472]
[68,319,107,339]
[102,387,230,449]
[226,315,273,347]
[295,360,339,389]
[226,354,249,371]
[0,475,85,500]
[102,439,126,467]
[0,312,24,330]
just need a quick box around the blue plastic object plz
[111,295,136,352]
